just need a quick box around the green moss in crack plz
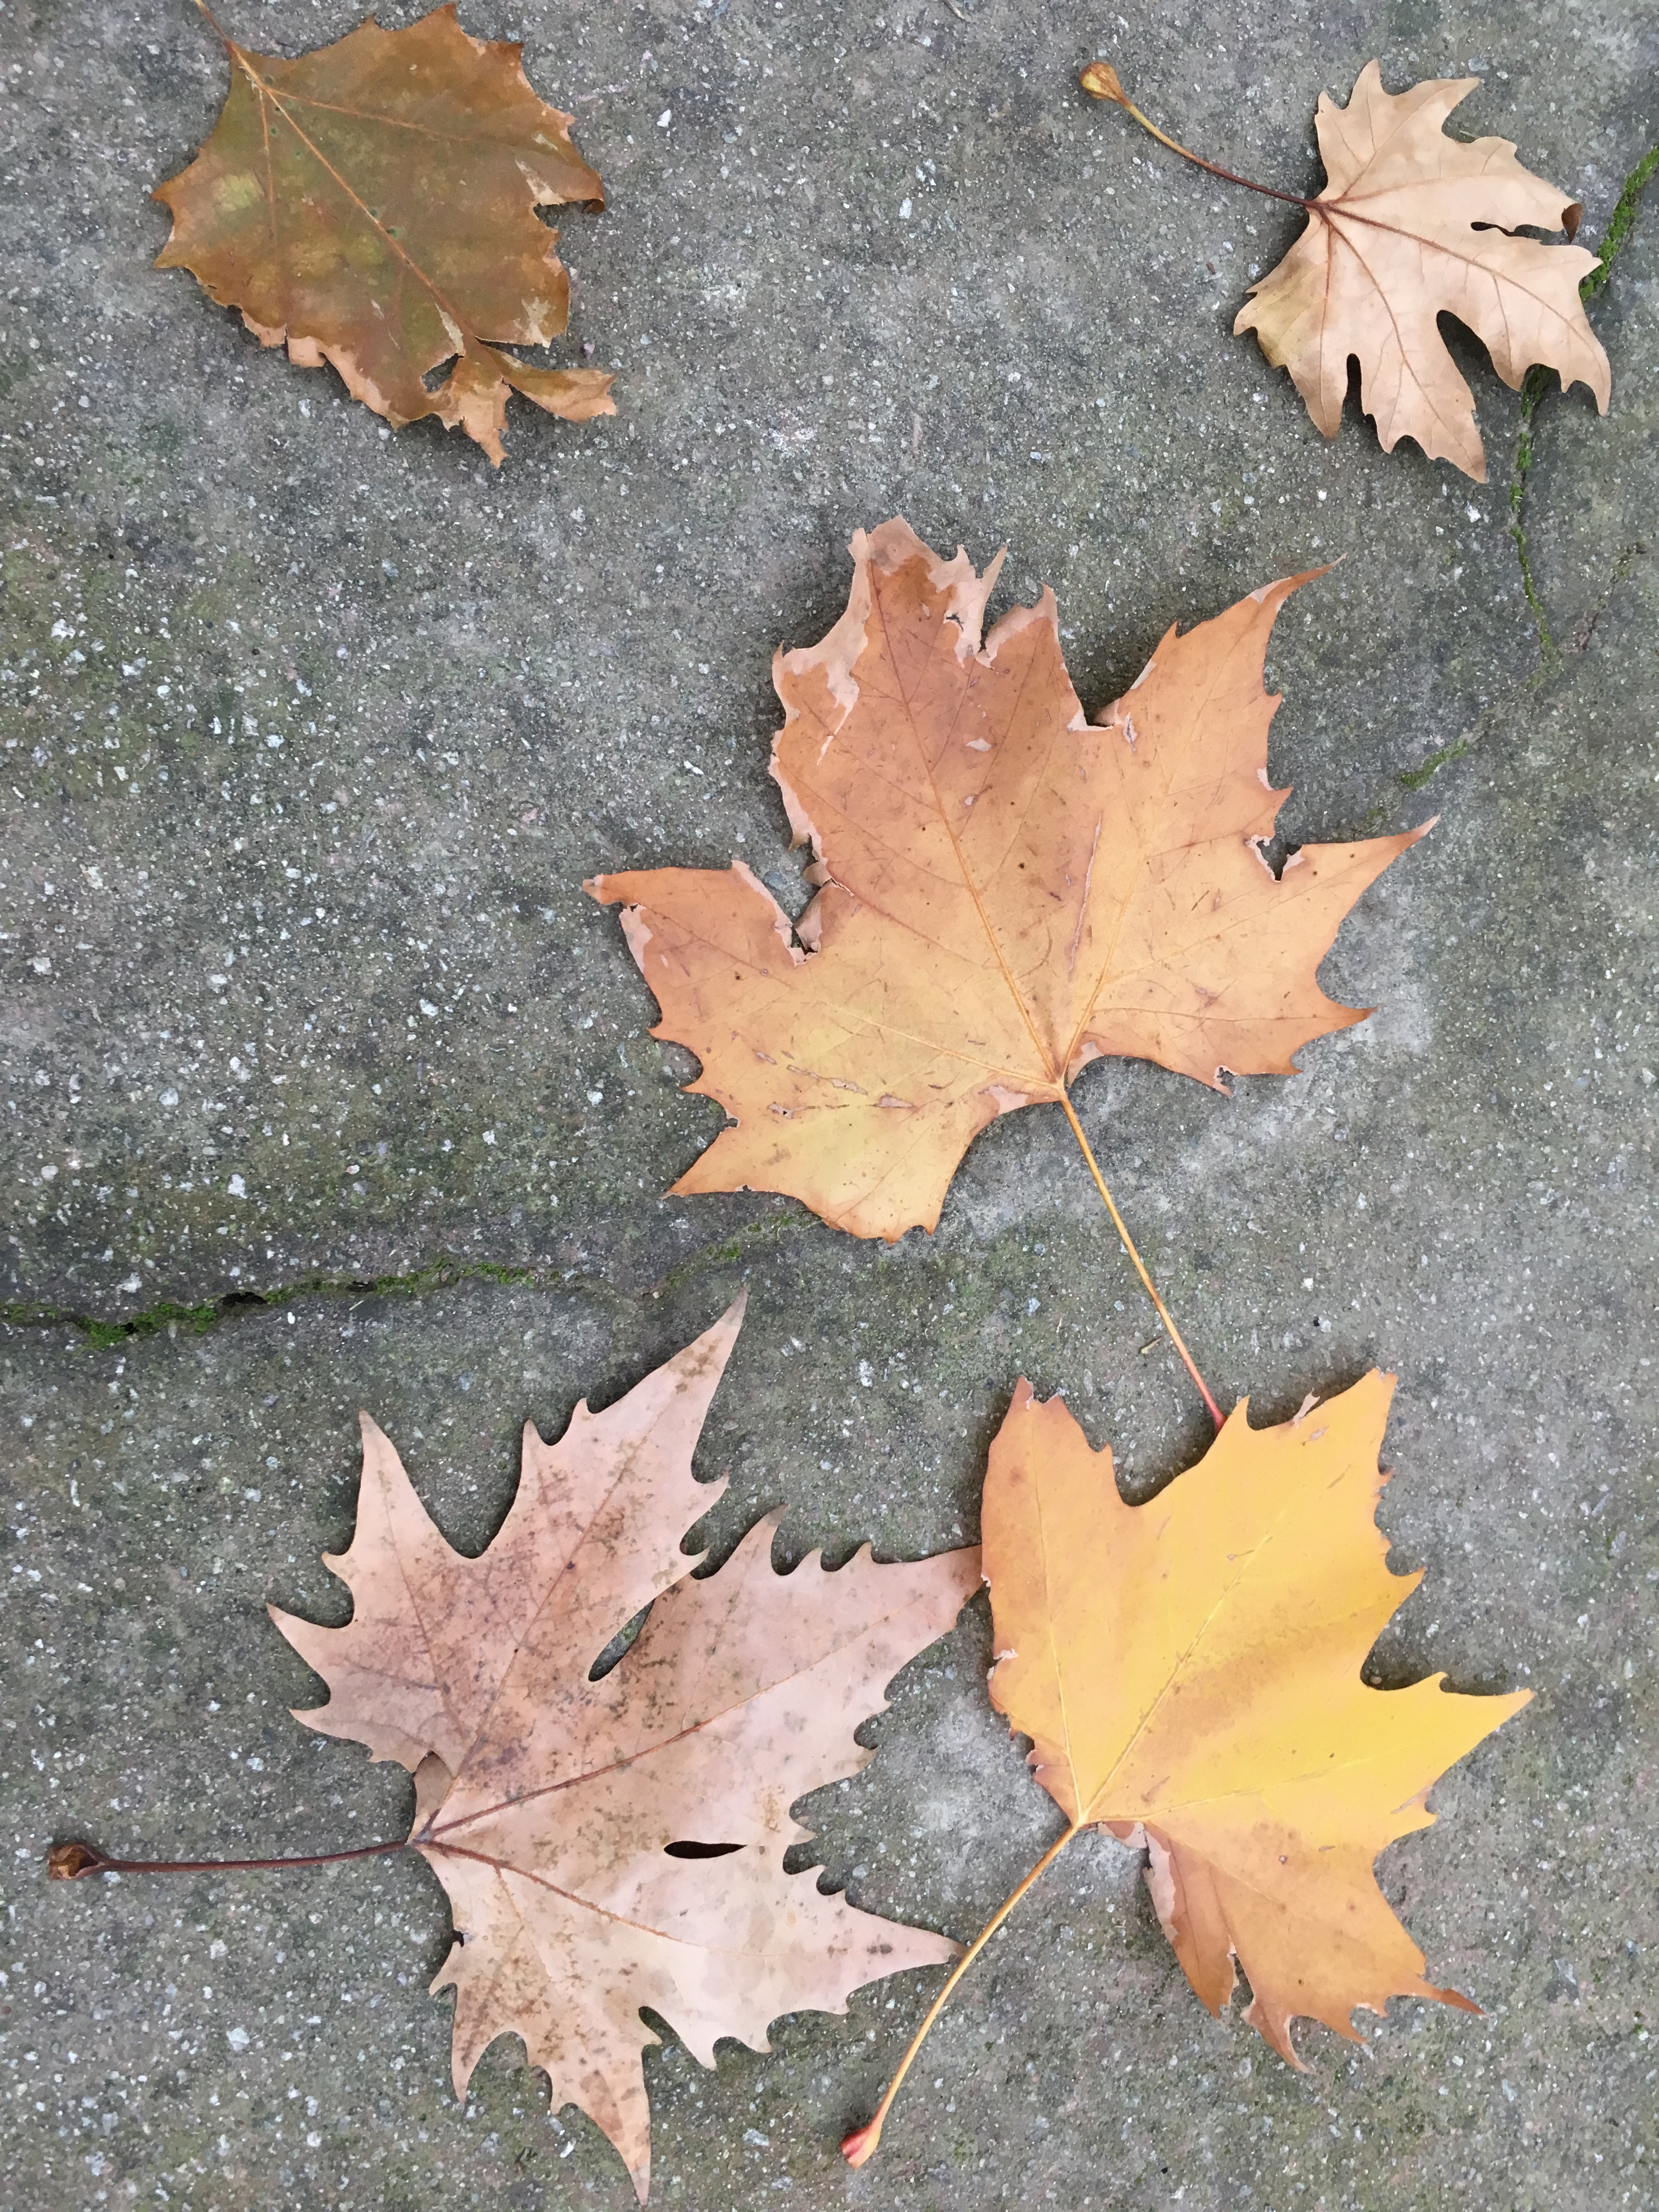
[1583,143,1659,302]
[1508,138,1659,662]
[3,1258,549,1348]
[1400,737,1469,790]
[646,1207,808,1299]
[86,1297,226,1348]
[1,1294,227,1348]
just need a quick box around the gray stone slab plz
[3,0,1657,2208]
[6,0,1653,1321]
[1,1211,1654,2210]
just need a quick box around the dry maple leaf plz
[1235,64,1608,480]
[154,3,614,463]
[267,1299,979,2201]
[1084,58,1609,481]
[982,1370,1528,2057]
[590,521,1425,1249]
[844,1368,1528,2165]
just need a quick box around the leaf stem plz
[1080,60,1313,210]
[188,0,236,50]
[842,1822,1081,2169]
[48,1836,409,1881]
[1058,1094,1223,1430]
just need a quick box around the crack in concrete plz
[3,1258,623,1350]
[1,1212,805,1350]
[642,1209,810,1301]
[1508,139,1659,663]
[1370,501,1639,817]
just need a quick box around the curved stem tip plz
[842,1824,1080,2168]
[1080,59,1314,211]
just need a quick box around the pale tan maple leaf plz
[269,1298,979,2200]
[1234,61,1609,480]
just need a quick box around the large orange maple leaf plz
[591,520,1426,1244]
[269,1300,979,2200]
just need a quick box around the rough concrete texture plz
[2,0,1656,2207]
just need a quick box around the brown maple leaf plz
[267,1299,979,2201]
[155,4,614,463]
[844,1368,1529,2165]
[590,521,1425,1249]
[1084,59,1609,481]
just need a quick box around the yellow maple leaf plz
[846,1370,1528,2165]
[983,1369,1528,2056]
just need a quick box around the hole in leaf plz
[1250,833,1302,882]
[663,1840,743,1860]
[421,354,459,394]
[589,1602,650,1681]
[1470,219,1571,243]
